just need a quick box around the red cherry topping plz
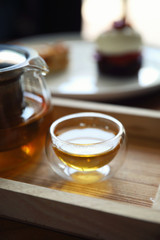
[113,18,130,30]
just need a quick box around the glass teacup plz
[46,112,127,184]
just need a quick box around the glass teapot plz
[0,44,53,177]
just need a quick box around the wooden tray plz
[1,98,160,240]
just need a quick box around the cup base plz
[52,163,111,184]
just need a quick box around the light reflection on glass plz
[0,50,26,65]
[21,106,34,120]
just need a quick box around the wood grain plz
[7,136,159,208]
[1,179,160,240]
[0,98,160,239]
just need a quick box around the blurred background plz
[0,0,160,110]
[0,0,82,42]
[82,0,160,47]
[0,0,160,46]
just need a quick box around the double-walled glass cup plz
[46,112,127,184]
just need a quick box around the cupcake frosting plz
[96,24,142,55]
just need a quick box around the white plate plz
[17,34,160,101]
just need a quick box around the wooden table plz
[0,217,86,240]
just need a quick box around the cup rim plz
[50,112,125,148]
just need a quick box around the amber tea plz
[0,92,53,176]
[53,127,120,171]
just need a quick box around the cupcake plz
[95,19,142,77]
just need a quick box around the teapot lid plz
[0,44,48,81]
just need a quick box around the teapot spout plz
[28,56,49,75]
